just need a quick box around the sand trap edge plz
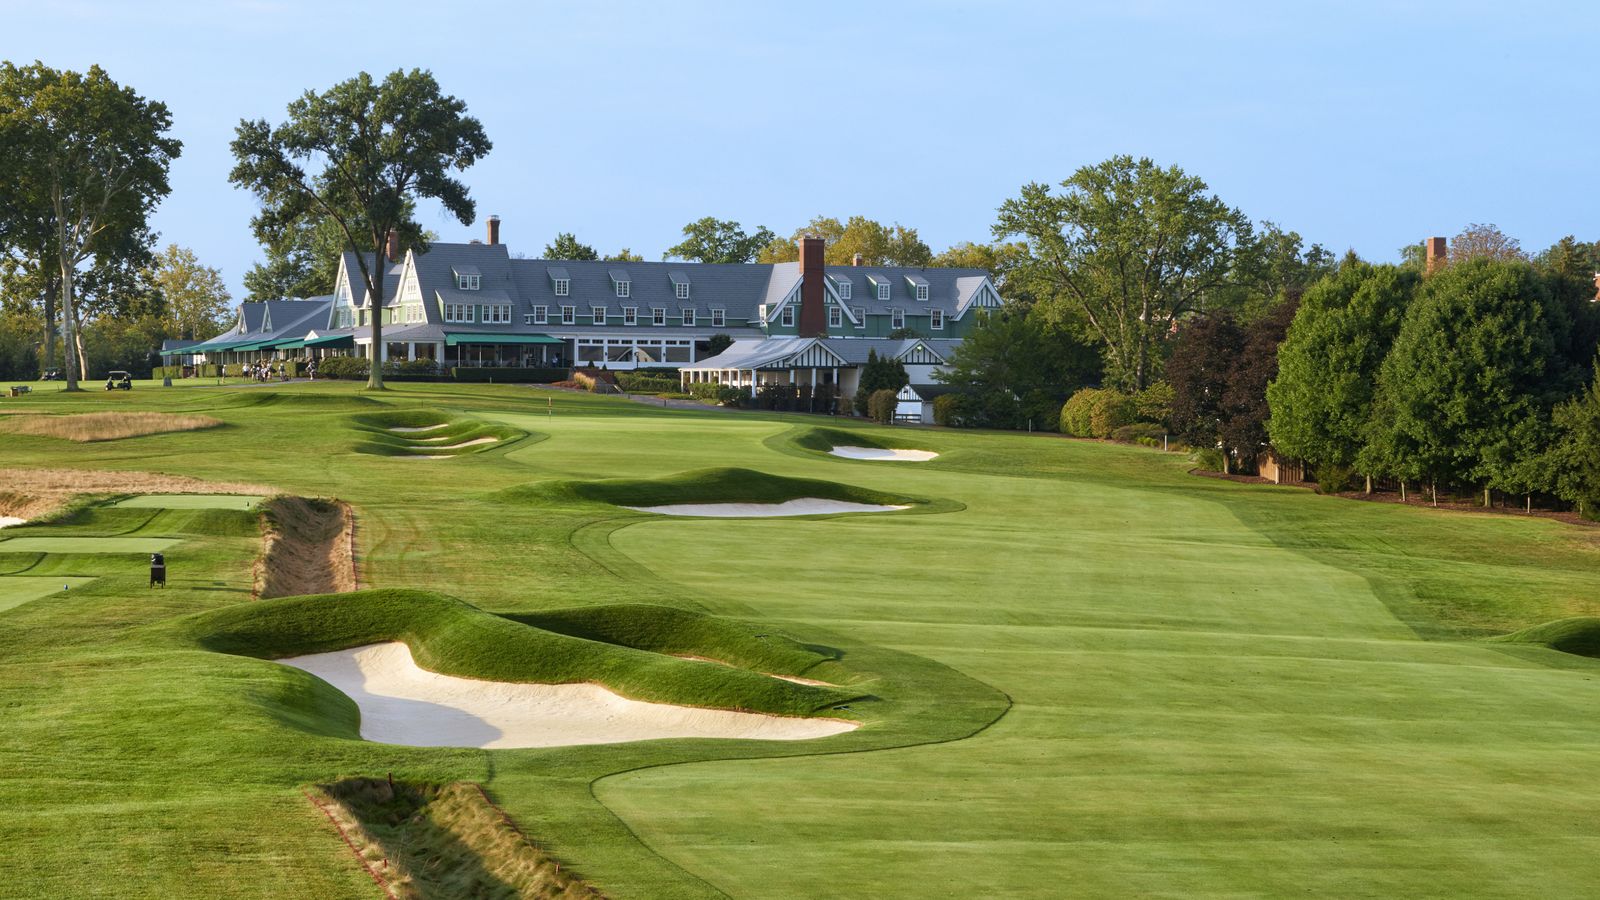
[624,498,910,518]
[828,446,939,462]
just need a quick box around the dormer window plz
[610,269,631,298]
[652,307,666,326]
[549,267,570,296]
[682,308,695,326]
[906,274,930,301]
[828,306,842,328]
[891,308,905,329]
[676,283,689,299]
[711,308,725,327]
[780,306,794,327]
[916,284,929,300]
[838,280,852,300]
[877,283,890,301]
[669,270,690,299]
[592,306,607,324]
[458,274,481,291]
[555,279,570,296]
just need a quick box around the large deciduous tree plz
[147,244,230,340]
[935,307,1101,430]
[1449,223,1525,263]
[0,61,180,390]
[1267,262,1418,474]
[1166,312,1246,467]
[230,68,490,389]
[543,232,598,260]
[995,156,1254,391]
[757,215,932,266]
[666,217,775,264]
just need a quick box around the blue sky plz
[4,1,1596,297]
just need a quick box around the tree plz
[1268,263,1418,473]
[1166,313,1246,467]
[666,217,774,263]
[230,68,490,389]
[757,215,932,266]
[1219,297,1299,467]
[703,333,733,358]
[935,308,1100,430]
[1449,223,1525,263]
[1551,368,1600,517]
[1367,258,1566,500]
[0,62,181,390]
[604,248,643,262]
[995,156,1254,391]
[243,210,371,301]
[853,349,909,416]
[543,232,597,260]
[147,244,230,340]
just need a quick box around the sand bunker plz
[426,437,497,450]
[390,424,451,433]
[828,446,938,462]
[626,498,909,517]
[279,642,858,749]
[0,517,23,529]
[400,455,452,460]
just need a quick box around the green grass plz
[113,494,264,510]
[0,576,96,612]
[4,380,1600,897]
[0,536,180,553]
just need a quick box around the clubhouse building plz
[179,220,1003,396]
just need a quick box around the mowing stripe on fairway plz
[0,576,96,613]
[112,494,264,510]
[0,537,180,554]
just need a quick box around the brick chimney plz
[852,252,864,267]
[1424,236,1446,274]
[1592,272,1600,302]
[798,236,827,337]
[487,215,501,246]
[384,229,400,263]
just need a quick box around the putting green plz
[0,537,179,554]
[113,494,264,510]
[0,577,96,613]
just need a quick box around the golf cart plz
[104,370,133,391]
[39,369,61,381]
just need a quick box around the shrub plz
[450,367,566,383]
[1134,380,1175,427]
[1193,447,1226,472]
[617,372,679,393]
[314,356,370,380]
[571,371,597,392]
[1089,391,1138,438]
[867,389,899,425]
[1111,422,1166,445]
[1316,463,1353,495]
[933,393,967,427]
[688,381,741,405]
[383,359,442,377]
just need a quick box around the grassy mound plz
[6,412,222,442]
[511,466,916,511]
[351,410,525,457]
[222,392,382,408]
[1493,617,1600,658]
[792,425,933,456]
[167,589,863,718]
[312,779,601,899]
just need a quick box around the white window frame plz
[444,303,476,324]
[931,309,944,330]
[916,284,929,301]
[615,280,631,298]
[877,283,890,301]
[853,307,866,329]
[651,307,666,326]
[458,274,481,291]
[554,278,570,297]
[682,308,696,327]
[561,305,575,325]
[828,306,842,328]
[838,281,851,300]
[484,305,510,324]
[623,307,638,326]
[675,282,690,300]
[533,305,548,325]
[524,314,536,325]
[592,306,607,324]
[711,308,725,327]
[780,306,794,327]
[891,308,905,329]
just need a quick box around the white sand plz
[625,498,909,517]
[399,455,452,460]
[829,445,939,462]
[428,437,497,450]
[390,424,450,433]
[279,642,858,749]
[0,516,24,529]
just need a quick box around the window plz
[615,280,630,298]
[838,281,852,300]
[891,308,905,329]
[623,307,637,325]
[853,307,865,329]
[711,308,725,327]
[483,305,510,324]
[675,282,690,299]
[682,308,695,327]
[877,283,890,301]
[524,314,536,325]
[592,306,607,324]
[652,307,666,326]
[444,303,475,324]
[829,306,842,328]
[780,306,794,327]
[931,309,944,330]
[561,305,575,325]
[533,305,548,325]
[554,279,570,296]
[458,274,481,291]
[916,284,929,301]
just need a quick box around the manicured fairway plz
[113,493,263,510]
[0,536,179,554]
[0,576,96,613]
[3,380,1600,899]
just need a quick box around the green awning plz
[275,340,306,350]
[445,333,564,347]
[300,334,356,348]
[178,338,256,354]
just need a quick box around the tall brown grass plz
[0,469,274,520]
[8,412,222,443]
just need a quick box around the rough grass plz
[7,411,222,442]
[313,779,603,899]
[255,496,357,598]
[0,468,275,520]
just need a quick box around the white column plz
[407,342,416,361]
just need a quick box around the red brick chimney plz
[852,253,864,267]
[1424,236,1446,274]
[798,236,827,337]
[487,215,501,246]
[385,229,400,263]
[1592,272,1600,302]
